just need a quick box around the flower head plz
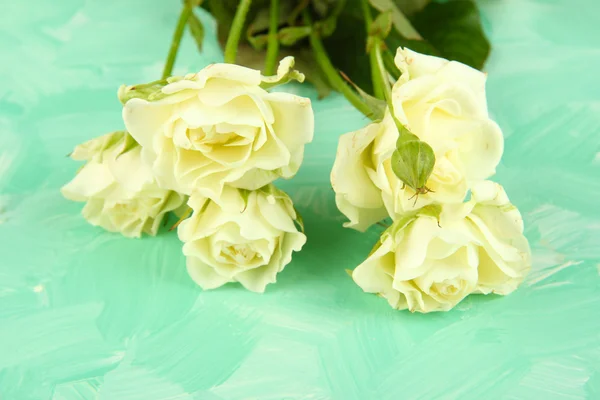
[331,48,504,231]
[62,132,185,238]
[352,182,531,312]
[121,57,314,198]
[178,185,306,292]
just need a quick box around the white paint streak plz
[43,11,89,42]
[527,260,584,286]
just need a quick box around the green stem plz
[383,49,401,80]
[373,38,408,134]
[373,42,392,105]
[162,3,194,79]
[362,0,385,100]
[264,0,280,75]
[302,10,373,118]
[224,0,252,64]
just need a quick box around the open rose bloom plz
[178,185,306,293]
[122,57,314,198]
[62,132,185,238]
[62,58,312,292]
[332,48,531,312]
[331,48,504,232]
[352,182,531,313]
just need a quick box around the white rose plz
[330,118,390,231]
[461,181,532,295]
[392,47,503,201]
[178,185,306,293]
[62,132,185,238]
[352,182,531,312]
[331,47,504,231]
[121,57,314,198]
[331,113,430,231]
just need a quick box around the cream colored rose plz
[331,47,504,231]
[178,185,306,293]
[461,181,532,295]
[392,47,503,201]
[352,182,531,312]
[121,57,314,198]
[62,132,185,238]
[330,118,390,231]
[331,113,432,231]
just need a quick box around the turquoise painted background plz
[1,0,599,398]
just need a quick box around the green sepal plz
[118,76,186,104]
[239,189,252,212]
[70,131,129,162]
[340,71,386,120]
[260,56,305,90]
[369,10,393,40]
[188,12,205,52]
[278,26,312,46]
[169,206,193,232]
[247,33,269,50]
[114,133,139,160]
[293,206,305,233]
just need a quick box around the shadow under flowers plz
[270,183,382,294]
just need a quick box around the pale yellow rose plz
[331,47,504,231]
[121,57,314,198]
[178,185,306,293]
[391,47,503,201]
[352,182,531,312]
[62,132,185,238]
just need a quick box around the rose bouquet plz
[63,0,531,310]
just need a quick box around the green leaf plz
[314,0,346,37]
[246,7,271,50]
[369,0,421,40]
[287,0,310,26]
[392,0,431,16]
[339,71,385,120]
[293,206,305,233]
[278,26,312,46]
[188,12,205,51]
[410,0,490,70]
[391,137,435,193]
[383,1,490,70]
[247,33,269,50]
[369,10,393,40]
[322,9,373,94]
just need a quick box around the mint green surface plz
[1,1,599,399]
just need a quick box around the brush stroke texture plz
[0,0,599,399]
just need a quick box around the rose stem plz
[302,10,373,119]
[263,0,280,75]
[361,0,385,100]
[360,0,408,133]
[224,0,253,64]
[162,1,195,79]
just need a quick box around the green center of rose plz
[187,126,252,152]
[112,201,139,214]
[432,279,463,297]
[221,243,260,265]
